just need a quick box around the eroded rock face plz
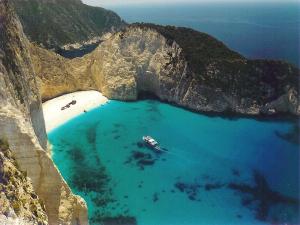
[0,141,48,225]
[0,1,88,224]
[94,25,300,115]
[32,24,300,116]
[29,44,103,101]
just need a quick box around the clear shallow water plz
[108,2,300,66]
[48,100,300,225]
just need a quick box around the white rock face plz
[88,25,299,115]
[0,1,88,224]
[87,26,238,112]
[0,107,88,225]
[32,25,299,116]
[84,26,187,101]
[0,149,48,225]
[0,217,39,225]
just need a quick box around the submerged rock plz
[204,182,225,191]
[231,169,241,177]
[101,216,137,225]
[228,170,300,223]
[125,150,158,170]
[174,181,201,201]
[152,193,159,203]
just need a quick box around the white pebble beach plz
[42,91,108,133]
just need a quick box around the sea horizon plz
[1,1,299,225]
[103,1,300,67]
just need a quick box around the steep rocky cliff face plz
[11,0,125,50]
[32,24,300,116]
[0,1,88,224]
[29,44,102,101]
[0,140,48,225]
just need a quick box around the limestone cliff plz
[31,24,300,116]
[29,44,102,101]
[0,140,48,225]
[0,1,88,224]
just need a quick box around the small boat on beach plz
[143,136,161,151]
[61,100,77,110]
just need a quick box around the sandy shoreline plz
[42,91,108,133]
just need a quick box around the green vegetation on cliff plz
[133,23,299,107]
[134,23,243,72]
[0,139,48,224]
[11,0,125,49]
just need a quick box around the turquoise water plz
[48,100,300,225]
[108,2,300,66]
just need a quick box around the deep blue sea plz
[108,2,300,66]
[49,100,299,225]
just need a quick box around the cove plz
[48,100,300,225]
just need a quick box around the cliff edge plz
[31,24,300,116]
[11,0,125,50]
[0,1,88,224]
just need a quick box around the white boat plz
[142,136,161,151]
